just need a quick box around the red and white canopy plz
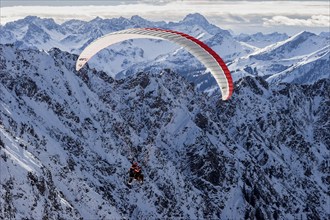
[76,28,233,100]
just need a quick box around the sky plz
[0,0,329,35]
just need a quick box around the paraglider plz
[76,28,234,100]
[128,162,144,185]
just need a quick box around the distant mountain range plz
[1,13,329,92]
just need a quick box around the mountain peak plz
[90,16,103,22]
[130,15,152,26]
[22,15,40,22]
[131,15,145,22]
[319,31,330,39]
[290,31,315,40]
[19,16,56,26]
[182,13,210,25]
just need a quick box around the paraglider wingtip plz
[75,65,82,72]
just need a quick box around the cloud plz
[263,15,330,27]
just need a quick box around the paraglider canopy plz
[76,28,233,100]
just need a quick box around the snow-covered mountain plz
[0,15,254,83]
[250,31,328,61]
[1,14,328,87]
[0,14,254,85]
[0,14,232,53]
[230,31,329,83]
[267,45,330,84]
[1,41,329,219]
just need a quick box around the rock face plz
[0,44,329,219]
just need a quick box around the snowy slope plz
[250,31,328,60]
[267,45,330,84]
[1,44,329,219]
[230,31,330,82]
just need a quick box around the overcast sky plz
[1,0,329,35]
